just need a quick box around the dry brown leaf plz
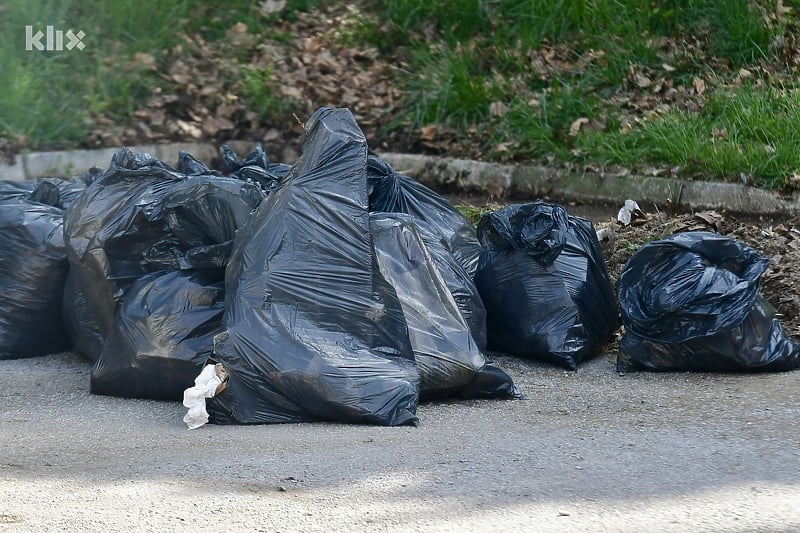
[199,85,221,97]
[634,74,652,88]
[693,76,706,95]
[149,109,165,125]
[228,22,248,36]
[281,86,303,99]
[227,22,251,47]
[712,127,728,139]
[176,120,202,139]
[132,52,157,71]
[777,0,792,18]
[569,117,590,136]
[420,125,438,141]
[695,211,721,226]
[137,122,154,139]
[489,101,508,117]
[202,116,235,136]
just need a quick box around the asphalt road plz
[1,351,798,532]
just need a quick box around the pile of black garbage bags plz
[1,107,798,428]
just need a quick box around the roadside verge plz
[2,143,798,217]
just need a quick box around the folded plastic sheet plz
[1,169,102,209]
[617,231,800,372]
[31,170,104,210]
[370,213,518,401]
[475,201,619,370]
[207,108,420,426]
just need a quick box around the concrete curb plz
[2,143,799,217]
[378,153,800,217]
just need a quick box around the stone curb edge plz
[2,142,798,217]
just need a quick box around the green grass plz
[0,0,319,150]
[1,0,797,189]
[579,85,800,188]
[362,0,796,186]
[0,0,189,147]
[238,63,290,121]
[455,202,497,225]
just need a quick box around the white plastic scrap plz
[617,199,643,226]
[183,363,228,430]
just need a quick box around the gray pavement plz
[1,351,798,532]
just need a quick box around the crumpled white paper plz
[183,364,227,430]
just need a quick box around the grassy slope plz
[1,0,798,189]
[365,0,800,188]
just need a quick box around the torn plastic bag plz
[367,156,483,278]
[219,143,292,194]
[207,107,419,426]
[367,156,487,347]
[91,270,225,400]
[475,201,619,370]
[0,198,70,358]
[64,148,265,336]
[617,231,800,372]
[62,270,104,362]
[370,213,518,401]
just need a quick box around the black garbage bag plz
[475,201,619,370]
[0,173,99,207]
[91,270,226,400]
[207,107,419,426]
[370,212,519,401]
[219,143,292,194]
[142,176,265,271]
[37,169,104,209]
[62,270,104,362]
[366,156,487,347]
[64,149,265,336]
[177,150,218,176]
[63,148,266,400]
[617,231,800,372]
[0,180,37,201]
[0,198,71,358]
[367,156,483,278]
[413,220,488,351]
